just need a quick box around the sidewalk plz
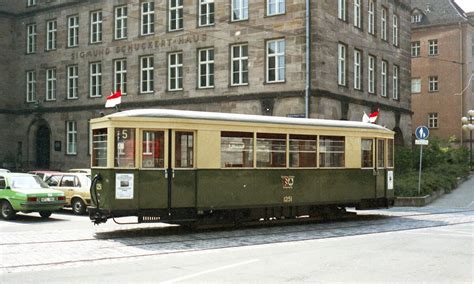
[427,175,474,209]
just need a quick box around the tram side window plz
[377,139,385,168]
[92,128,107,167]
[115,128,136,168]
[289,135,317,167]
[221,132,254,168]
[142,131,164,168]
[257,133,286,167]
[387,139,394,168]
[175,132,194,168]
[319,136,345,167]
[361,139,374,168]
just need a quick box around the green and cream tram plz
[89,109,395,225]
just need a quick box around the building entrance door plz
[36,125,50,168]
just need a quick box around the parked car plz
[0,169,10,173]
[0,173,66,220]
[68,168,91,175]
[28,170,62,181]
[45,173,91,215]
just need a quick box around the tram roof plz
[105,109,391,132]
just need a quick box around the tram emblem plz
[281,176,295,189]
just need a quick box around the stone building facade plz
[0,0,411,170]
[411,0,474,143]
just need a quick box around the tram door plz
[375,139,386,198]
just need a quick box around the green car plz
[0,173,66,220]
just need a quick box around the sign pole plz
[417,144,423,196]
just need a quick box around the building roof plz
[411,0,467,27]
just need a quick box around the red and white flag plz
[105,89,121,108]
[362,110,379,124]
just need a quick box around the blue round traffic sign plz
[415,126,429,140]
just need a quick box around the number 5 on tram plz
[88,109,395,225]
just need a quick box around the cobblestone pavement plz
[1,177,473,275]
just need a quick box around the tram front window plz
[142,131,164,168]
[175,132,194,168]
[92,128,107,167]
[115,128,136,168]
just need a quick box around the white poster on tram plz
[387,171,394,190]
[115,173,134,199]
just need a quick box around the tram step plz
[139,216,161,223]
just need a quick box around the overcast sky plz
[455,0,474,13]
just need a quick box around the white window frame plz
[231,43,249,86]
[115,6,128,40]
[411,78,421,93]
[354,49,362,90]
[169,0,184,31]
[67,15,79,47]
[67,65,78,99]
[114,59,127,94]
[27,0,37,7]
[66,121,77,155]
[232,0,249,22]
[90,11,102,43]
[338,0,346,21]
[26,23,36,54]
[338,43,346,86]
[428,113,438,128]
[46,68,57,101]
[381,60,388,97]
[140,56,154,93]
[141,2,155,35]
[266,39,285,83]
[392,65,399,100]
[90,62,102,97]
[198,48,215,88]
[26,70,36,103]
[353,0,361,28]
[429,39,438,56]
[381,7,387,41]
[411,13,422,23]
[368,0,375,35]
[267,0,285,16]
[392,15,399,46]
[199,0,215,27]
[46,20,57,51]
[429,76,438,92]
[368,55,375,94]
[168,52,183,91]
[411,41,420,57]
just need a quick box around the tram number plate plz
[283,196,293,203]
[41,197,55,202]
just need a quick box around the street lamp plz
[461,110,474,171]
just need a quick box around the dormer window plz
[411,12,423,23]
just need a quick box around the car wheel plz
[72,198,86,215]
[39,211,52,218]
[1,201,16,220]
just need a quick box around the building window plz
[141,2,155,35]
[268,0,285,16]
[90,62,102,97]
[26,23,36,54]
[338,0,346,21]
[381,7,387,41]
[266,39,285,83]
[90,11,102,43]
[198,48,214,88]
[361,139,373,168]
[169,0,183,31]
[67,16,79,47]
[67,65,78,99]
[392,15,399,46]
[27,0,37,7]
[411,78,421,93]
[232,0,248,21]
[319,136,345,168]
[46,20,57,51]
[429,76,438,92]
[256,133,286,168]
[368,0,375,35]
[114,59,127,94]
[353,0,361,28]
[175,132,194,168]
[381,60,388,97]
[141,56,154,93]
[199,0,215,27]
[428,113,438,128]
[338,43,346,86]
[115,6,128,40]
[26,71,36,103]
[66,121,77,155]
[46,68,56,101]
[429,39,438,56]
[368,55,375,94]
[231,43,249,86]
[168,52,183,91]
[411,41,420,57]
[393,65,399,100]
[411,13,422,23]
[354,49,362,90]
[221,131,253,168]
[289,135,317,168]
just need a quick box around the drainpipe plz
[305,0,311,118]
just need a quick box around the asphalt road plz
[1,176,473,283]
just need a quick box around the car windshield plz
[10,175,49,189]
